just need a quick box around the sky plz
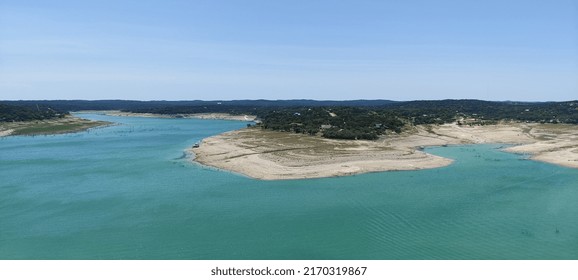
[1,0,577,101]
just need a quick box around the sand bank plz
[102,111,256,121]
[503,124,578,168]
[0,129,14,137]
[191,123,578,180]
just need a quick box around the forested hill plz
[2,100,577,140]
[4,99,577,124]
[386,100,578,125]
[0,103,67,122]
[2,99,398,112]
[258,100,578,140]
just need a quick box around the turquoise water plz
[1,114,577,259]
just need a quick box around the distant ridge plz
[1,99,399,111]
[3,99,577,112]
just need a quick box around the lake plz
[1,113,577,259]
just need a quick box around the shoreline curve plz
[190,123,578,180]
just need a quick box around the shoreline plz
[90,110,257,121]
[191,123,578,180]
[0,116,112,137]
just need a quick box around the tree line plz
[3,100,577,140]
[259,107,404,140]
[0,103,67,122]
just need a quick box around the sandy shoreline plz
[0,129,14,137]
[97,110,256,121]
[191,123,578,180]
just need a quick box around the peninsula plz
[0,103,110,136]
[191,122,578,180]
[181,99,577,180]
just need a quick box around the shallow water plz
[1,114,577,259]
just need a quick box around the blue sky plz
[1,0,577,101]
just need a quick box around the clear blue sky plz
[1,0,577,101]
